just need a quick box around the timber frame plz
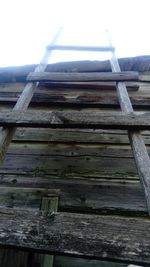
[0,36,150,266]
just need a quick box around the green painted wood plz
[0,248,29,267]
[54,256,127,267]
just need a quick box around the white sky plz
[0,0,150,67]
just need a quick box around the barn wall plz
[0,63,149,266]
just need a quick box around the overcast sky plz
[0,0,149,67]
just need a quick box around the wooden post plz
[33,190,60,267]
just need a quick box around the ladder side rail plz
[0,28,62,162]
[108,35,150,215]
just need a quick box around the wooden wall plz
[0,62,150,266]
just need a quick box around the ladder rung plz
[0,110,149,130]
[27,71,139,82]
[47,44,115,52]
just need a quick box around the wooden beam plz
[0,111,149,130]
[33,191,59,267]
[0,208,150,265]
[27,71,139,82]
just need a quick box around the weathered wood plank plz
[1,92,149,108]
[6,142,134,157]
[27,71,139,82]
[33,191,59,267]
[13,128,131,143]
[13,128,150,145]
[0,208,150,265]
[0,189,59,267]
[0,80,145,93]
[0,141,139,180]
[0,142,143,181]
[0,141,138,182]
[0,110,149,130]
[0,187,60,210]
[0,153,137,179]
[0,181,146,216]
[1,83,150,108]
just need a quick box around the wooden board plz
[2,83,150,109]
[27,71,139,82]
[0,181,146,216]
[0,110,149,130]
[0,150,137,179]
[0,142,139,180]
[0,187,59,210]
[0,208,150,265]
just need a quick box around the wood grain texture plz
[33,191,59,267]
[12,128,150,145]
[27,71,139,82]
[0,153,137,179]
[0,208,150,265]
[0,92,147,108]
[1,82,150,110]
[0,181,146,216]
[0,110,149,130]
